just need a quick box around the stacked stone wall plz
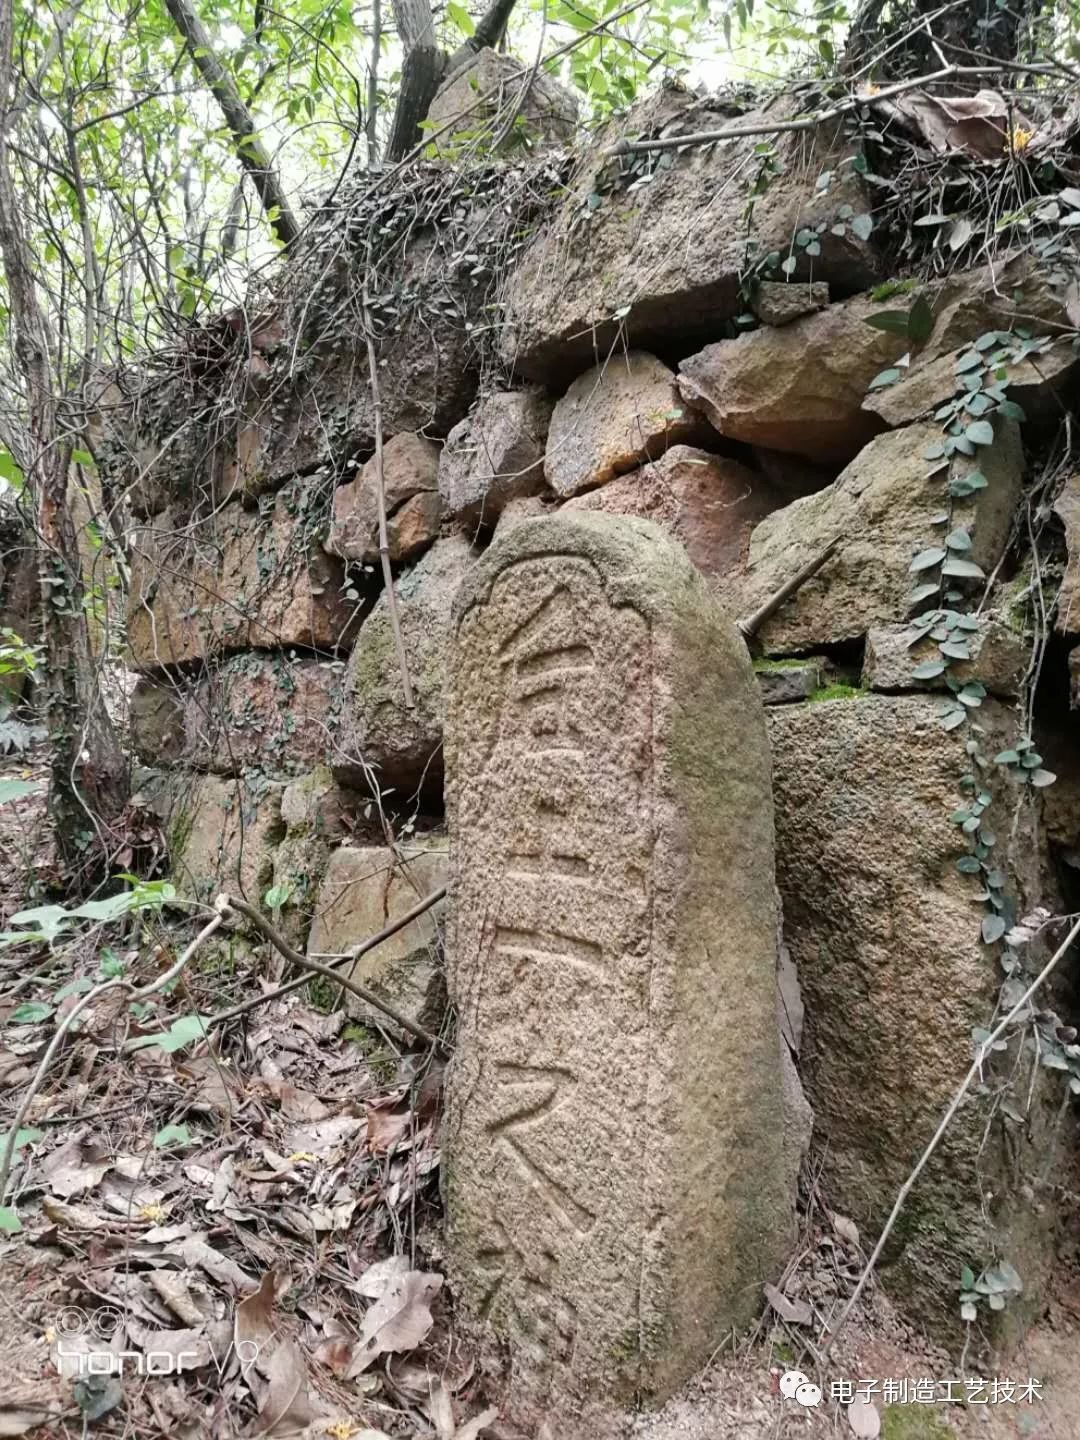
[101,79,1080,1407]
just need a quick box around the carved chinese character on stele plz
[444,513,792,1437]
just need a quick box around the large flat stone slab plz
[169,774,284,906]
[439,388,552,526]
[678,253,1068,465]
[307,840,448,1034]
[325,432,442,564]
[544,352,708,499]
[734,418,1023,654]
[131,657,345,776]
[339,534,475,794]
[563,445,786,582]
[128,490,357,669]
[444,513,789,1433]
[500,89,879,380]
[769,693,1060,1334]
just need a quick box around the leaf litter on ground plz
[0,856,495,1440]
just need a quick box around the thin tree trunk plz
[446,0,520,74]
[162,0,300,247]
[0,0,127,878]
[386,0,444,160]
[844,0,1049,74]
[366,0,382,164]
[385,0,522,160]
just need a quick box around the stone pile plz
[107,77,1080,1431]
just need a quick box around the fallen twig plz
[603,62,1063,159]
[737,540,838,641]
[0,911,225,1205]
[213,889,450,1054]
[822,911,1080,1356]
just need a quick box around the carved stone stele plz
[444,513,792,1436]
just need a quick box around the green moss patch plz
[882,1405,957,1440]
[807,683,866,702]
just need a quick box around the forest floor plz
[3,745,1080,1440]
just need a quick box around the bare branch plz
[162,0,300,248]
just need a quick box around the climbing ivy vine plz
[864,301,1077,1327]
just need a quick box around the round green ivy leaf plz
[909,547,947,573]
[982,915,1007,944]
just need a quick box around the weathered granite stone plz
[734,419,1023,654]
[130,677,186,764]
[279,765,355,837]
[210,241,479,489]
[128,489,358,668]
[185,654,345,775]
[445,513,789,1431]
[272,768,358,947]
[1054,473,1080,634]
[307,840,448,1033]
[340,534,475,793]
[679,255,1067,464]
[170,774,284,906]
[753,280,829,327]
[326,433,442,563]
[769,693,1059,1334]
[86,367,209,519]
[492,494,553,538]
[545,352,709,498]
[427,49,578,153]
[563,445,784,582]
[501,88,879,379]
[862,618,1028,698]
[439,388,553,526]
[864,337,1077,431]
[754,659,822,705]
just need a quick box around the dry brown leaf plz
[40,1135,111,1198]
[311,1336,355,1378]
[366,1104,412,1154]
[148,1270,207,1327]
[356,1255,411,1300]
[40,1196,105,1229]
[143,1222,192,1243]
[0,1407,55,1437]
[880,88,1029,159]
[125,1320,211,1371]
[236,1269,280,1358]
[290,1199,358,1234]
[763,1282,812,1326]
[277,1084,331,1123]
[251,1338,317,1437]
[347,1270,443,1377]
[283,1115,364,1156]
[167,1236,259,1293]
[428,1378,455,1439]
[832,1212,860,1249]
[51,1331,123,1380]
